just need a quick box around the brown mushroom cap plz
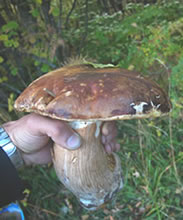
[14,64,171,121]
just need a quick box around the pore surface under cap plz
[14,65,171,121]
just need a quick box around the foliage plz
[85,3,181,70]
[0,0,183,219]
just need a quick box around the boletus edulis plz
[14,64,171,210]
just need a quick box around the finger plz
[102,121,116,136]
[110,142,120,152]
[29,114,81,150]
[105,131,118,143]
[45,120,81,150]
[21,144,52,165]
[105,144,112,154]
[102,135,106,144]
[104,141,121,154]
[102,122,118,144]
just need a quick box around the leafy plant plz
[0,0,183,219]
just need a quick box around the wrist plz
[0,126,25,169]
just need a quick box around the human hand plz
[102,121,121,154]
[3,113,120,165]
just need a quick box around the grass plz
[0,1,182,219]
[16,113,183,220]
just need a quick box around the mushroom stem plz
[52,121,123,210]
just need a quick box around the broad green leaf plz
[35,0,42,4]
[34,60,40,66]
[2,21,19,32]
[13,41,19,48]
[0,34,8,41]
[41,64,50,72]
[11,67,18,76]
[0,76,8,83]
[4,40,13,47]
[8,93,15,112]
[0,56,4,63]
[31,9,40,17]
[52,7,60,17]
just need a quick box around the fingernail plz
[67,133,81,149]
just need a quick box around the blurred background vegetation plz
[0,0,183,219]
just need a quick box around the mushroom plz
[14,64,171,210]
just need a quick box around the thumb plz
[29,114,82,150]
[44,119,82,150]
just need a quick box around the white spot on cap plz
[65,91,72,97]
[130,102,148,114]
[80,83,87,87]
[151,101,161,109]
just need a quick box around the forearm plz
[0,126,25,207]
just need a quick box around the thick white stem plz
[52,121,123,210]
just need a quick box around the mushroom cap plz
[14,65,171,121]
